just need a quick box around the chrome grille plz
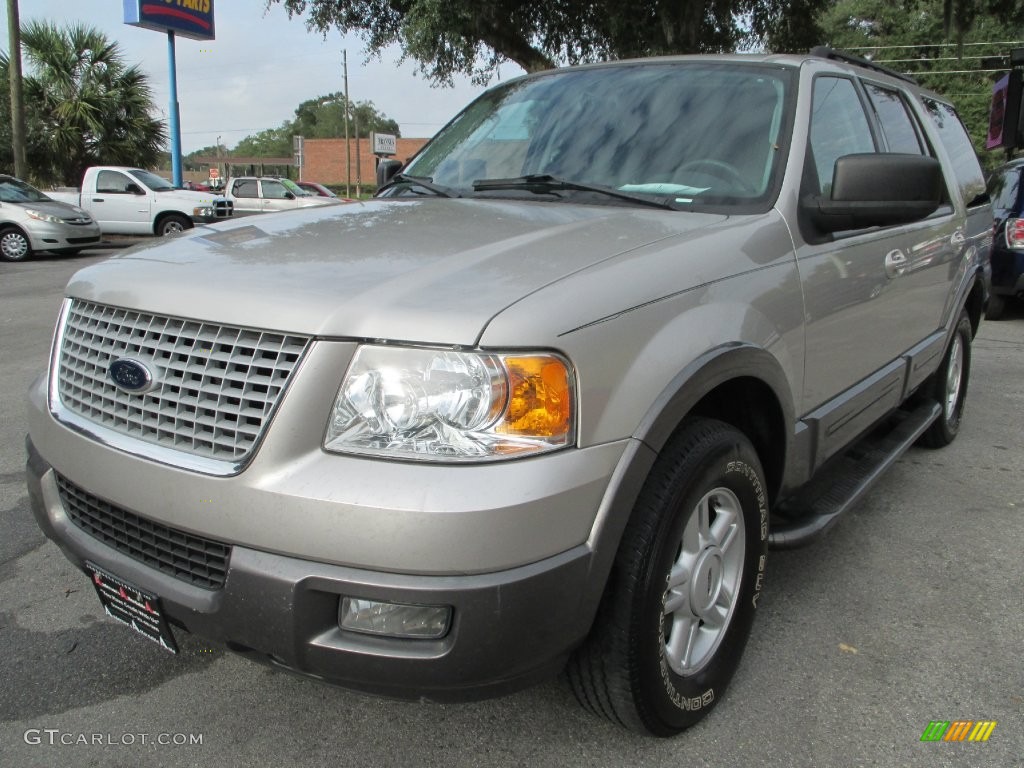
[57,300,309,463]
[56,474,230,590]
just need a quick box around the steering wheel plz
[675,159,755,194]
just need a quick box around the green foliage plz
[0,22,166,185]
[267,0,832,86]
[817,0,1024,170]
[292,95,399,139]
[233,124,294,158]
[226,97,399,158]
[183,144,220,170]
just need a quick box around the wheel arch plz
[578,345,794,632]
[152,211,192,236]
[964,271,985,336]
[633,344,793,506]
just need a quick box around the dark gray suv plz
[26,49,990,736]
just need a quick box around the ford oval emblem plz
[108,359,154,393]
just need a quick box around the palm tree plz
[1,22,165,185]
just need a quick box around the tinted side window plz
[96,171,133,194]
[864,84,923,154]
[809,77,876,196]
[261,181,289,199]
[920,98,987,207]
[988,168,1021,218]
[232,179,257,198]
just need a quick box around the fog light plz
[339,597,451,639]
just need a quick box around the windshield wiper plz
[380,173,460,198]
[472,174,680,210]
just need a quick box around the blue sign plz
[123,0,215,41]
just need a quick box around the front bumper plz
[189,199,233,224]
[25,220,102,252]
[27,436,599,699]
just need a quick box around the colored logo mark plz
[920,720,997,742]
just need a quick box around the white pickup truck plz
[48,166,233,236]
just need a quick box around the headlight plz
[193,206,214,217]
[325,345,575,461]
[25,209,64,224]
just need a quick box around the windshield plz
[129,169,176,191]
[0,176,51,203]
[404,62,793,209]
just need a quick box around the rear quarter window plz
[988,167,1021,218]
[920,98,987,207]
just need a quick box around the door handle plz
[884,249,907,278]
[950,229,966,252]
[92,198,104,202]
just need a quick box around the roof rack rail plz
[809,46,918,85]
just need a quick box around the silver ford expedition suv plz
[26,49,991,736]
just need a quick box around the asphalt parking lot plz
[1,246,1021,767]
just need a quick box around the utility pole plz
[343,49,351,198]
[6,0,27,178]
[354,113,361,197]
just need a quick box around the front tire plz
[918,311,972,448]
[568,418,768,736]
[0,226,32,261]
[156,214,192,236]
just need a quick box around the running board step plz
[769,401,941,549]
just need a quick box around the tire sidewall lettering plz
[654,452,767,713]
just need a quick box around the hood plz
[15,199,92,221]
[296,196,344,209]
[66,199,724,344]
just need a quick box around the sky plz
[1,0,524,154]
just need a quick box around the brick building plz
[301,137,430,187]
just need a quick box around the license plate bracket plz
[86,562,178,654]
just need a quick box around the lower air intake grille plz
[56,475,230,590]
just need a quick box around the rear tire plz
[918,311,972,448]
[984,294,1005,321]
[567,418,768,736]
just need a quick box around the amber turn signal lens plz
[498,355,573,439]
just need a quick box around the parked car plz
[986,157,1024,319]
[46,166,233,237]
[26,49,990,736]
[224,176,344,215]
[0,174,101,261]
[296,181,338,198]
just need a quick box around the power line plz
[879,55,1009,64]
[847,40,1024,51]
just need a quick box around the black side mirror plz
[804,154,942,233]
[284,191,295,199]
[376,159,402,188]
[125,183,144,195]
